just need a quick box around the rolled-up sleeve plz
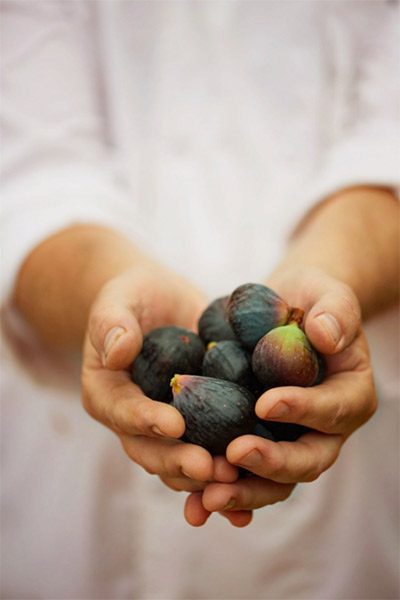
[0,1,137,302]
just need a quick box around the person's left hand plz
[184,267,377,527]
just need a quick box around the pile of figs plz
[131,283,325,455]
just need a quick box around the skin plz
[14,186,399,527]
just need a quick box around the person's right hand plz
[81,262,239,494]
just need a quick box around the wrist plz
[14,224,147,349]
[270,187,398,318]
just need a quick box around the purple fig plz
[171,374,256,455]
[202,340,254,388]
[131,326,205,402]
[198,296,237,344]
[252,314,320,388]
[226,283,291,349]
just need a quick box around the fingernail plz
[238,449,263,468]
[223,498,236,511]
[181,468,192,479]
[315,313,341,346]
[266,401,290,419]
[104,326,126,359]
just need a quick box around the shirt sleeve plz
[304,0,399,204]
[0,1,138,303]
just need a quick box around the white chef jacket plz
[1,1,399,599]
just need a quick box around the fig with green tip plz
[198,296,237,344]
[131,326,205,402]
[171,374,256,455]
[226,283,292,349]
[252,316,320,389]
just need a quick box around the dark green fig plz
[253,419,311,442]
[314,353,326,385]
[226,283,291,349]
[131,326,205,402]
[202,340,254,388]
[253,421,276,441]
[260,420,311,441]
[171,374,256,455]
[252,319,320,388]
[198,296,237,344]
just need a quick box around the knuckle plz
[265,452,285,478]
[295,399,310,422]
[326,403,348,433]
[134,401,156,433]
[340,284,361,325]
[105,402,124,434]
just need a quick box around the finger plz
[81,367,185,438]
[87,284,143,370]
[302,277,361,354]
[184,492,253,527]
[226,432,343,483]
[218,510,253,527]
[256,365,376,435]
[121,434,214,482]
[158,457,239,491]
[184,492,212,527]
[202,478,294,512]
[159,475,208,493]
[213,456,239,483]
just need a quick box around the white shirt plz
[1,1,399,598]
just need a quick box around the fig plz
[226,283,291,349]
[202,340,254,388]
[261,421,311,441]
[253,421,276,441]
[198,296,237,344]
[315,353,326,385]
[171,374,256,455]
[252,313,320,388]
[131,326,205,402]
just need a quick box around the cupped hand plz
[184,267,377,526]
[81,262,238,493]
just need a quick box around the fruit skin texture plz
[202,340,254,388]
[171,375,256,455]
[131,326,205,402]
[252,322,320,389]
[226,283,290,350]
[198,296,237,344]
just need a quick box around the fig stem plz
[287,307,305,327]
[170,375,182,394]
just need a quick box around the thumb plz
[87,288,143,370]
[303,280,361,355]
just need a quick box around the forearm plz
[271,186,399,319]
[13,224,149,348]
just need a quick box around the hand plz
[81,262,238,494]
[184,267,377,526]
